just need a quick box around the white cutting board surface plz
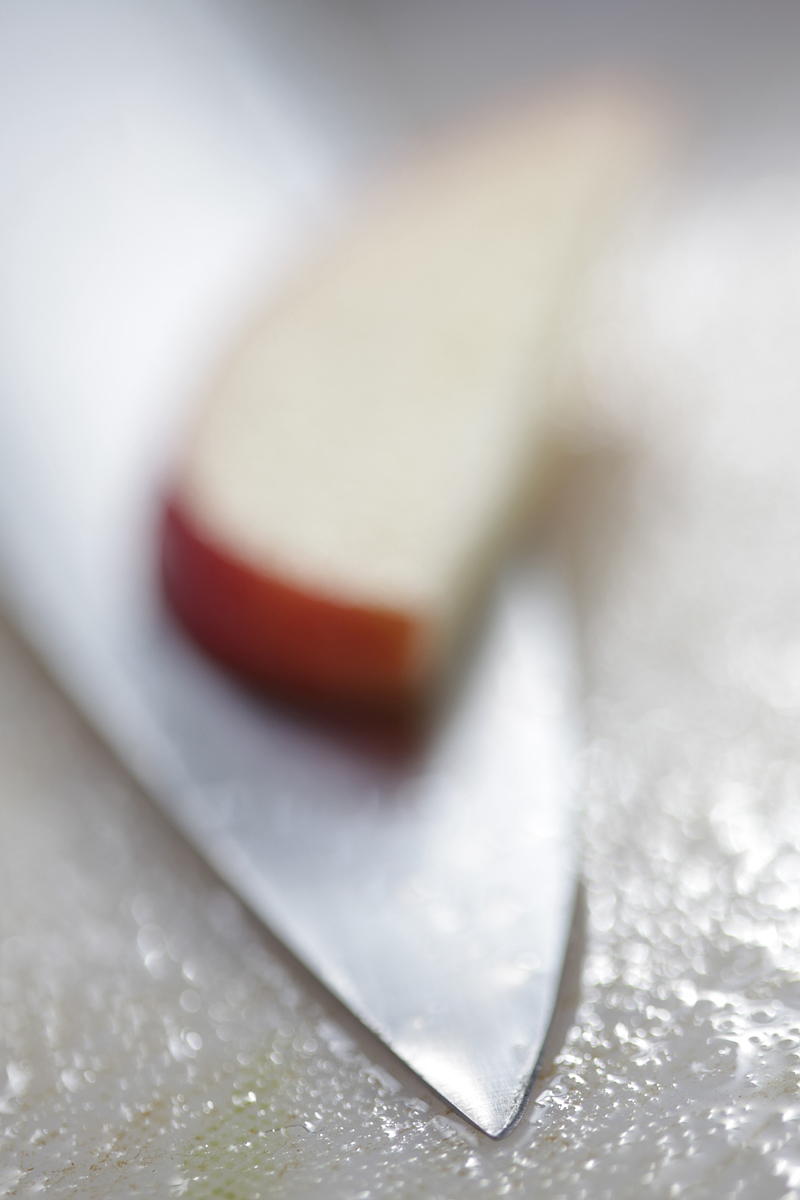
[2,1,800,1195]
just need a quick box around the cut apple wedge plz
[162,86,661,714]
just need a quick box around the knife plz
[0,1,582,1138]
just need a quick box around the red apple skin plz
[160,496,428,714]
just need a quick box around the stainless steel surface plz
[0,0,583,1137]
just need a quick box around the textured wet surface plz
[2,180,800,1195]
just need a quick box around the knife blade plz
[0,1,582,1137]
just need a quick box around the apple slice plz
[162,88,658,713]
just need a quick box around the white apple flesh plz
[162,87,658,713]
